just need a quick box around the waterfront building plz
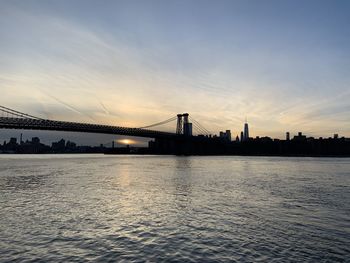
[219,130,232,141]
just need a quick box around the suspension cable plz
[189,117,211,135]
[192,123,208,135]
[192,119,211,135]
[192,123,209,135]
[0,108,31,119]
[189,120,206,134]
[138,116,177,129]
[0,105,43,120]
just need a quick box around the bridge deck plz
[0,117,178,139]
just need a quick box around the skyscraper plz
[244,122,249,141]
[226,130,232,141]
[286,132,290,141]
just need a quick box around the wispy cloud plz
[0,1,349,139]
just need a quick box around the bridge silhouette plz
[0,105,211,140]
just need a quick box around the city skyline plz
[1,0,350,144]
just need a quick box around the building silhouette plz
[0,128,349,156]
[293,132,306,141]
[286,132,290,141]
[244,122,249,141]
[219,130,231,141]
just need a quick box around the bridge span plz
[0,106,228,154]
[0,106,210,140]
[0,117,178,139]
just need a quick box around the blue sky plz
[0,0,349,144]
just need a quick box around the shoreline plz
[1,152,349,158]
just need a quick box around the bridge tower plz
[176,114,183,134]
[182,113,192,136]
[176,113,192,136]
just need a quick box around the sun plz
[117,139,135,145]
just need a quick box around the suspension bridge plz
[0,105,211,140]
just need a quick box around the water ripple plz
[0,155,349,262]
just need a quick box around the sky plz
[0,0,350,145]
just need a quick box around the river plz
[0,155,349,262]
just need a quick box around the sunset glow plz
[0,0,349,142]
[117,139,136,145]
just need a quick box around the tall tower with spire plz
[243,118,249,141]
